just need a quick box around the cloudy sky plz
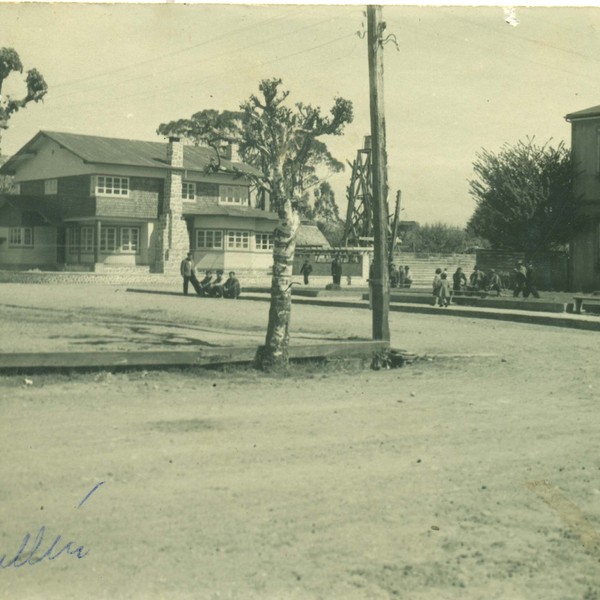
[1,3,599,226]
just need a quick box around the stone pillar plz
[155,137,191,274]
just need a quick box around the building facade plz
[566,105,600,291]
[0,131,278,274]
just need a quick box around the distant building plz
[566,105,600,290]
[0,131,278,274]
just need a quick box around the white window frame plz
[95,175,129,197]
[219,185,249,206]
[120,227,140,254]
[100,226,118,252]
[227,230,250,250]
[67,228,78,253]
[44,179,58,195]
[9,227,33,248]
[81,227,94,253]
[255,233,273,251]
[182,181,196,200]
[195,229,223,250]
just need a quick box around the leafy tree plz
[0,48,48,153]
[313,181,341,223]
[317,220,345,248]
[400,222,482,254]
[157,78,353,368]
[293,191,314,220]
[157,79,351,215]
[467,138,578,253]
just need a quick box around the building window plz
[81,227,94,253]
[96,176,129,197]
[67,228,79,252]
[227,230,250,250]
[220,185,249,206]
[12,183,21,195]
[100,226,117,252]
[196,229,223,249]
[182,182,196,200]
[9,227,33,247]
[120,227,140,253]
[44,179,58,195]
[255,233,273,250]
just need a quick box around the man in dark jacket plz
[197,270,213,297]
[331,255,343,285]
[300,260,313,285]
[523,262,540,298]
[513,260,527,297]
[223,272,241,299]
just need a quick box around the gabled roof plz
[0,131,262,177]
[565,105,600,121]
[295,223,330,248]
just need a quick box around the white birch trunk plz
[258,195,301,369]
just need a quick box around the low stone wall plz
[391,252,478,286]
[475,250,569,291]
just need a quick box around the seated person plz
[197,270,213,296]
[223,271,241,299]
[468,266,485,291]
[389,263,398,288]
[486,269,503,295]
[209,269,225,297]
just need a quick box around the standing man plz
[513,260,528,297]
[180,252,195,296]
[300,259,313,285]
[331,255,343,286]
[523,262,540,298]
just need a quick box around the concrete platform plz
[125,288,600,332]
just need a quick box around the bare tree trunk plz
[257,196,301,370]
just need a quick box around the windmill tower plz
[343,136,374,247]
[343,136,400,255]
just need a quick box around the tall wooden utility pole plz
[367,5,390,342]
[389,189,401,264]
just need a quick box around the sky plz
[1,3,600,226]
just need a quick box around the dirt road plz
[0,284,599,599]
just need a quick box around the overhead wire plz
[49,6,312,91]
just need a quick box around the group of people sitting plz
[180,252,241,299]
[388,264,414,288]
[460,266,503,295]
[432,265,504,307]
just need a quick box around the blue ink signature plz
[0,482,104,569]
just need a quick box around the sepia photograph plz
[1,3,600,599]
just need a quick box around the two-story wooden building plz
[566,105,600,291]
[0,131,278,274]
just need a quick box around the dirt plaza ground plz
[1,283,599,600]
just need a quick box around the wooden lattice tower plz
[343,137,400,254]
[343,136,373,246]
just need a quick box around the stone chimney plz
[154,136,191,274]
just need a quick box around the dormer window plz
[44,179,57,195]
[95,175,129,197]
[182,181,196,200]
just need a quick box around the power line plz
[48,16,328,104]
[44,29,359,116]
[50,6,311,92]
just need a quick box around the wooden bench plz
[573,295,600,314]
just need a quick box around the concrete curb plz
[125,288,600,332]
